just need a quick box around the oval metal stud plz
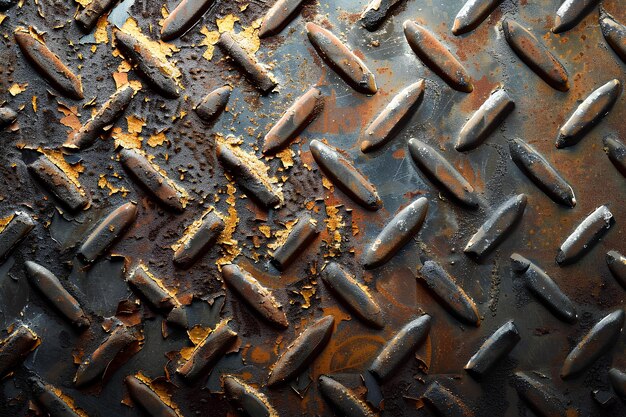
[306,22,377,95]
[76,0,118,32]
[195,85,231,123]
[0,106,17,127]
[452,0,504,35]
[556,79,622,149]
[173,210,225,268]
[30,376,86,417]
[119,148,187,212]
[455,89,515,152]
[319,375,377,417]
[259,0,306,38]
[552,0,601,34]
[609,368,626,399]
[362,197,428,269]
[177,320,238,380]
[217,32,277,94]
[513,371,571,417]
[600,8,626,63]
[603,134,626,177]
[14,27,83,100]
[561,309,624,379]
[28,155,90,212]
[222,264,289,328]
[263,87,323,154]
[270,214,319,271]
[64,84,135,151]
[606,250,626,289]
[125,375,179,417]
[216,141,283,210]
[113,28,180,98]
[403,21,473,93]
[0,324,39,377]
[408,138,479,208]
[556,205,614,265]
[160,0,216,41]
[423,382,474,417]
[25,261,90,330]
[464,194,527,260]
[509,138,576,207]
[321,262,384,329]
[310,140,381,210]
[78,202,137,264]
[510,253,577,323]
[74,324,137,387]
[268,315,334,386]
[0,211,35,262]
[502,19,569,92]
[360,0,406,32]
[417,260,481,326]
[361,80,425,153]
[223,375,278,417]
[369,315,431,382]
[127,264,188,328]
[465,320,520,378]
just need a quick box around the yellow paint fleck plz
[0,213,15,234]
[126,115,145,134]
[324,205,345,257]
[94,15,109,44]
[216,184,241,269]
[299,285,316,309]
[258,225,271,238]
[98,174,129,196]
[276,148,294,169]
[9,83,28,96]
[31,96,37,112]
[147,131,167,147]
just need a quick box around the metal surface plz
[0,0,625,416]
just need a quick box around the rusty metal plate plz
[0,0,625,416]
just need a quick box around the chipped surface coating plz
[418,260,481,326]
[369,314,431,382]
[78,202,137,263]
[502,19,569,92]
[217,32,277,94]
[25,261,90,330]
[319,375,376,417]
[465,320,520,378]
[113,28,181,98]
[119,148,187,212]
[125,375,179,417]
[511,253,577,323]
[453,0,504,35]
[306,22,377,95]
[556,79,622,148]
[177,320,238,380]
[509,138,576,207]
[173,210,225,268]
[556,205,614,265]
[259,0,305,38]
[310,140,381,210]
[28,154,90,212]
[29,376,84,417]
[161,0,216,41]
[14,27,83,100]
[270,213,319,271]
[362,196,428,269]
[263,87,323,154]
[361,80,425,153]
[74,325,137,387]
[403,21,473,92]
[464,193,527,259]
[408,138,479,208]
[64,84,135,151]
[0,211,35,262]
[320,262,383,328]
[222,264,289,328]
[0,324,39,377]
[268,315,334,386]
[223,375,278,417]
[456,89,515,152]
[561,309,624,379]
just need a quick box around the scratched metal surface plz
[0,0,625,416]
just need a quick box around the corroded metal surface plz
[0,0,625,416]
